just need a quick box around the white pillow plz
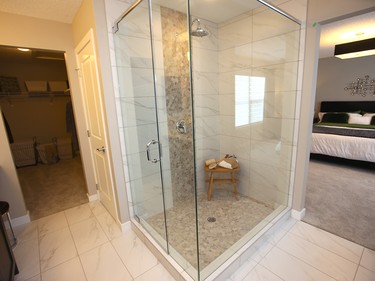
[348,115,372,125]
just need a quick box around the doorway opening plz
[0,45,88,220]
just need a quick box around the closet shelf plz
[0,90,70,100]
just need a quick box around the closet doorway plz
[0,45,88,220]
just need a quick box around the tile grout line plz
[352,247,366,281]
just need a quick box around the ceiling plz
[0,0,82,24]
[319,10,375,58]
[0,0,374,59]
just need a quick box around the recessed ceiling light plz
[17,48,30,52]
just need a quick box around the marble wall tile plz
[252,9,300,42]
[219,94,235,116]
[192,71,219,95]
[219,44,252,72]
[112,231,159,278]
[194,94,220,117]
[39,227,77,271]
[80,242,132,281]
[115,5,150,39]
[220,115,251,139]
[41,257,86,281]
[250,141,293,170]
[252,62,298,92]
[191,19,218,51]
[192,48,219,73]
[195,116,221,139]
[252,31,300,67]
[220,135,251,161]
[69,217,109,254]
[114,35,151,68]
[218,16,253,51]
[13,239,40,281]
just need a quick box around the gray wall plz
[315,56,375,112]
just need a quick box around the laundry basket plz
[36,140,59,164]
[10,139,37,167]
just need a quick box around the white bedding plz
[311,132,375,162]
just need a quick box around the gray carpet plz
[303,156,375,250]
[17,156,88,220]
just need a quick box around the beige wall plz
[72,0,129,223]
[292,0,375,212]
[0,11,97,219]
[0,108,27,218]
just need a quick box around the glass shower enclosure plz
[113,0,300,279]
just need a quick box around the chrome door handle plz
[146,140,161,163]
[96,146,106,153]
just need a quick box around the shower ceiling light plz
[334,37,375,59]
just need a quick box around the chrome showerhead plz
[191,18,209,37]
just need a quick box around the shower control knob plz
[176,120,187,134]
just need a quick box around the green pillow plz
[321,112,349,123]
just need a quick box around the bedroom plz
[304,10,375,250]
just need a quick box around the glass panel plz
[113,1,168,251]
[146,1,199,279]
[189,0,300,278]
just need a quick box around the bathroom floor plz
[146,189,275,269]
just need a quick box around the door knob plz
[96,146,106,153]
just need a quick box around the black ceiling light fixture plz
[334,37,375,59]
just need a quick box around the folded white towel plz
[218,160,233,169]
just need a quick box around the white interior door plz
[75,29,117,218]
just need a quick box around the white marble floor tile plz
[80,242,132,281]
[134,263,175,281]
[260,246,336,281]
[112,231,158,278]
[89,200,109,217]
[229,259,257,281]
[289,221,364,263]
[41,257,87,281]
[69,217,108,254]
[14,221,38,243]
[277,232,358,281]
[65,204,94,225]
[96,211,123,240]
[13,239,40,281]
[39,227,77,271]
[38,212,68,237]
[354,266,375,281]
[243,264,284,281]
[360,248,375,272]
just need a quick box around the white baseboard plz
[87,193,98,202]
[291,208,306,220]
[120,221,132,233]
[11,211,31,227]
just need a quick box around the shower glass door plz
[114,0,199,278]
[114,1,169,251]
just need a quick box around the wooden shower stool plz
[205,164,240,201]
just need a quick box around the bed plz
[311,101,375,163]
